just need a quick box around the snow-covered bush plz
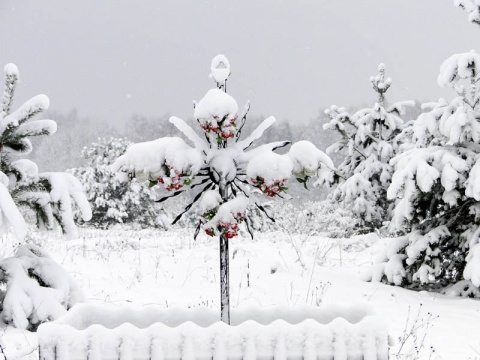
[0,244,84,331]
[111,54,334,323]
[324,64,414,231]
[371,51,480,291]
[0,63,91,240]
[70,137,169,229]
[270,200,360,238]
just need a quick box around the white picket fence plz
[38,304,390,359]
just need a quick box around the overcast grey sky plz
[0,1,477,127]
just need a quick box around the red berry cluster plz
[250,176,288,197]
[199,121,220,133]
[157,164,192,191]
[197,114,238,141]
[203,210,246,239]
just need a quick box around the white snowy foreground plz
[0,227,479,359]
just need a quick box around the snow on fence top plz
[43,303,375,329]
[38,304,390,360]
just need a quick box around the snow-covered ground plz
[1,226,479,359]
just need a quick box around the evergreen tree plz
[373,51,480,290]
[0,63,91,239]
[70,137,170,229]
[324,64,414,231]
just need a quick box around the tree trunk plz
[219,180,230,324]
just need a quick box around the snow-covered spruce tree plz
[0,64,91,240]
[455,0,480,26]
[111,54,334,324]
[323,64,414,231]
[70,137,169,229]
[370,51,480,291]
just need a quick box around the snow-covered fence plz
[38,304,390,359]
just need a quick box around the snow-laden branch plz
[0,94,50,135]
[12,119,57,138]
[111,137,203,181]
[169,116,209,152]
[1,63,19,117]
[236,116,276,150]
[39,172,93,239]
[455,0,480,26]
[0,182,27,240]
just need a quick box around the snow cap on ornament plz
[210,54,231,89]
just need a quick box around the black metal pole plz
[219,180,230,324]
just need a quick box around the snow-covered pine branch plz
[0,244,84,330]
[454,0,480,26]
[1,63,19,117]
[0,180,27,240]
[0,63,91,240]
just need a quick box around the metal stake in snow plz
[111,55,335,325]
[219,179,230,323]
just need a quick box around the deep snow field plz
[1,226,479,360]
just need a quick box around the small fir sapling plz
[324,64,414,232]
[369,51,480,291]
[111,54,334,323]
[70,137,170,229]
[0,63,91,240]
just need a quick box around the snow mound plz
[194,88,238,124]
[247,152,293,185]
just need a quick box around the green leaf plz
[296,175,310,190]
[148,180,157,188]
